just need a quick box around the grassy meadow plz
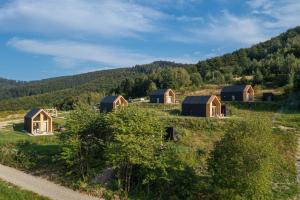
[0,90,299,199]
[0,179,49,200]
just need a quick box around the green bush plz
[208,119,276,199]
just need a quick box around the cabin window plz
[43,113,48,121]
[33,114,40,121]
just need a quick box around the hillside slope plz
[197,26,300,86]
[0,61,191,100]
[0,78,23,90]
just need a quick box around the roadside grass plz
[0,179,49,200]
[0,110,26,122]
[0,99,299,199]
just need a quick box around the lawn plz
[0,98,299,199]
[0,179,49,200]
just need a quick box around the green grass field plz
[0,97,299,199]
[0,179,49,200]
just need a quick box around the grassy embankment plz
[0,90,299,199]
[0,179,49,200]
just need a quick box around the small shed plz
[182,95,221,117]
[221,85,254,102]
[24,108,53,135]
[149,89,176,104]
[100,95,128,113]
[262,93,274,101]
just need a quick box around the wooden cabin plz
[220,85,254,102]
[100,95,128,113]
[149,89,176,104]
[262,92,274,101]
[24,108,53,135]
[182,95,221,117]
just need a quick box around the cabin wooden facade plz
[182,95,221,117]
[220,85,254,102]
[100,95,128,113]
[24,108,53,135]
[149,89,176,104]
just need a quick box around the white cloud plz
[247,0,300,29]
[7,38,197,68]
[247,0,273,10]
[7,38,155,67]
[170,11,267,45]
[0,0,164,37]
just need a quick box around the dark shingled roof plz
[221,85,248,93]
[182,96,211,104]
[100,96,119,104]
[25,108,41,119]
[149,89,169,96]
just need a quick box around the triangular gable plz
[31,109,52,120]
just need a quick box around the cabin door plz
[232,95,235,101]
[42,121,48,133]
[166,96,172,104]
[248,92,253,101]
[212,106,216,117]
[156,98,160,103]
[33,122,40,134]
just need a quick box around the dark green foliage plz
[113,67,196,98]
[208,119,276,199]
[0,62,194,111]
[197,26,300,87]
[0,78,23,89]
[106,106,201,198]
[0,90,103,111]
[190,73,203,87]
[294,71,300,91]
[58,104,112,180]
[56,105,202,198]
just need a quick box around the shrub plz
[58,104,112,180]
[208,119,276,199]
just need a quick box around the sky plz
[0,0,300,81]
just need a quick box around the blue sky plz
[0,0,299,81]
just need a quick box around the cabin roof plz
[149,89,170,96]
[100,96,120,104]
[25,108,41,119]
[183,96,213,104]
[221,85,250,93]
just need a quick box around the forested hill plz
[1,26,300,111]
[0,78,24,89]
[0,61,192,101]
[197,26,300,86]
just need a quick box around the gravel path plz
[0,164,101,200]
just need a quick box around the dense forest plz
[196,27,300,87]
[113,27,300,98]
[1,27,300,110]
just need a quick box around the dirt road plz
[0,164,101,200]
